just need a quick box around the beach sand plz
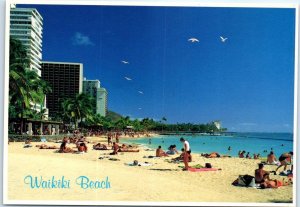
[7,137,293,203]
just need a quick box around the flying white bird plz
[138,107,142,110]
[138,91,144,94]
[188,38,199,43]
[121,60,129,64]
[220,36,228,42]
[124,77,132,81]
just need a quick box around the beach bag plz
[238,175,255,187]
[205,163,212,168]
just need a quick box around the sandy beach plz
[7,136,293,203]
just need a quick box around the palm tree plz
[61,93,95,129]
[9,38,52,133]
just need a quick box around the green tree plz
[9,38,52,133]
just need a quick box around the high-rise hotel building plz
[83,79,108,117]
[41,62,83,117]
[10,4,43,76]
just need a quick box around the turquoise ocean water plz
[121,133,293,158]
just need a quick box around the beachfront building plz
[83,78,108,117]
[213,121,221,130]
[41,61,83,117]
[10,4,43,76]
[10,4,49,117]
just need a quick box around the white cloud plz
[72,32,94,46]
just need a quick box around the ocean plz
[121,132,293,158]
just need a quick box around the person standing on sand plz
[180,137,191,171]
[275,152,293,174]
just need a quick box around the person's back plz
[255,163,269,183]
[156,146,162,157]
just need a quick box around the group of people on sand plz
[254,159,293,189]
[155,137,192,171]
[58,136,88,153]
[238,150,260,159]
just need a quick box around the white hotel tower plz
[10,4,48,117]
[10,4,43,76]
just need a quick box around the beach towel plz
[188,167,219,172]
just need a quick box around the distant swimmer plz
[228,146,231,151]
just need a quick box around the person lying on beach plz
[166,145,179,155]
[24,139,32,148]
[78,142,88,153]
[255,163,271,184]
[260,178,292,189]
[267,151,279,165]
[275,151,293,174]
[37,144,59,149]
[93,143,108,150]
[201,152,231,158]
[156,146,169,157]
[110,142,119,155]
[58,142,74,153]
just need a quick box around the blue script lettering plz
[76,176,111,189]
[24,175,70,189]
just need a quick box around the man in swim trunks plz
[180,137,191,171]
[267,151,278,164]
[275,151,293,174]
[255,163,270,184]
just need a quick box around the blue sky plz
[18,5,296,132]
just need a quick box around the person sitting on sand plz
[255,163,271,184]
[239,151,246,158]
[260,178,292,189]
[166,145,179,155]
[156,146,168,157]
[275,151,293,174]
[172,148,185,161]
[110,142,119,155]
[59,141,74,153]
[267,151,279,165]
[78,142,88,153]
[246,152,251,159]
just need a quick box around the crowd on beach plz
[19,129,294,190]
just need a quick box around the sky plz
[17,4,296,132]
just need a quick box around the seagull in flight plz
[121,60,129,64]
[124,76,132,81]
[220,36,228,42]
[138,107,142,110]
[138,91,144,94]
[188,38,199,43]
